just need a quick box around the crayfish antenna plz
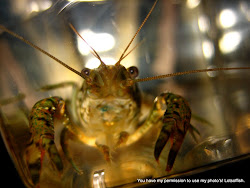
[68,23,106,67]
[0,24,84,78]
[135,67,250,82]
[119,39,146,62]
[116,0,158,66]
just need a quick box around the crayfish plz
[0,0,249,187]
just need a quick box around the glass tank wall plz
[0,0,249,187]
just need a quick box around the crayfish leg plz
[115,131,129,147]
[42,137,63,172]
[60,126,83,175]
[96,143,111,162]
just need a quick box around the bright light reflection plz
[93,170,105,188]
[219,9,237,28]
[85,57,116,69]
[30,1,39,12]
[219,31,242,54]
[202,40,214,59]
[207,65,218,77]
[68,0,105,2]
[29,0,52,13]
[77,30,115,55]
[186,0,200,9]
[198,15,210,32]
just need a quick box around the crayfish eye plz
[127,66,139,79]
[81,68,91,77]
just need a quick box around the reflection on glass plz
[219,31,242,54]
[218,9,237,29]
[186,0,201,9]
[77,30,115,55]
[198,15,210,33]
[85,57,116,69]
[93,170,106,188]
[202,40,214,59]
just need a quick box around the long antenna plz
[68,23,106,66]
[0,24,83,78]
[116,0,158,65]
[135,67,250,82]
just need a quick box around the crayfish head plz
[80,63,140,100]
[79,63,141,136]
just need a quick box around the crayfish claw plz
[25,137,64,186]
[154,121,174,163]
[153,93,192,171]
[42,137,64,172]
[25,144,42,186]
[166,131,185,171]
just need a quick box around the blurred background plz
[0,0,249,187]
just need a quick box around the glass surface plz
[0,0,249,188]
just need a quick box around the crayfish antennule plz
[100,60,106,67]
[115,60,121,66]
[117,0,158,65]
